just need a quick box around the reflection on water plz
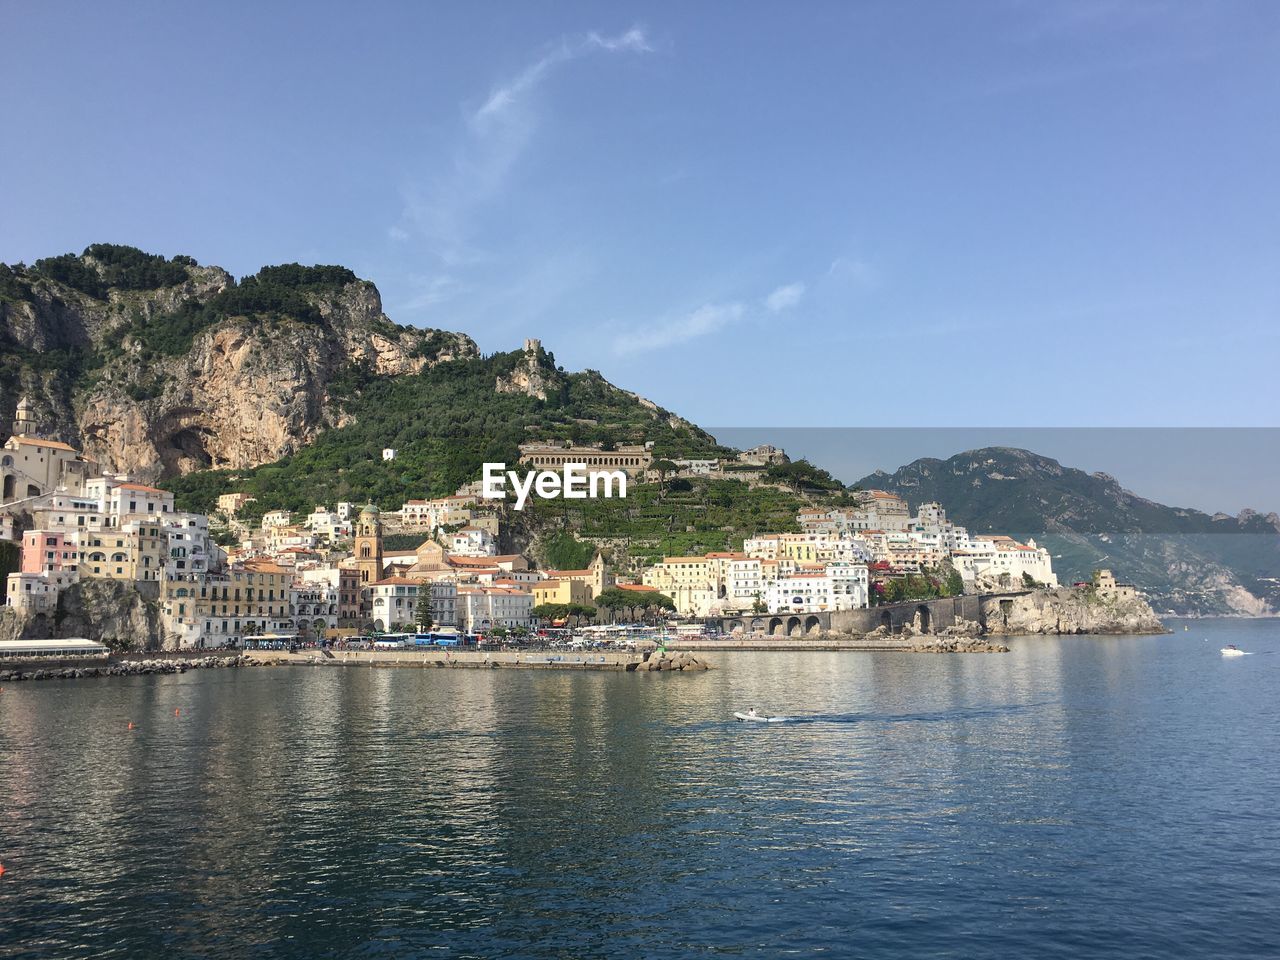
[2,620,1279,959]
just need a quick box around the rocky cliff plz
[981,588,1167,636]
[0,579,165,650]
[1,246,478,481]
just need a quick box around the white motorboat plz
[734,710,789,723]
[1221,645,1250,657]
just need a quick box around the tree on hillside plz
[651,459,679,495]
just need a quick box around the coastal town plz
[0,396,1075,649]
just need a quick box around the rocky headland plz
[981,588,1167,636]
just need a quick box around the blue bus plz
[410,631,462,647]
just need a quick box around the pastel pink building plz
[22,530,77,575]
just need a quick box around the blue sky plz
[2,1,1278,439]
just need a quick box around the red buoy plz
[0,862,6,876]
[127,721,136,730]
[175,708,181,716]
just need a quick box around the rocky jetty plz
[910,637,1010,653]
[633,651,711,672]
[0,654,259,683]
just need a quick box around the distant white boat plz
[1221,645,1251,657]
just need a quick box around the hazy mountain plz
[858,447,1280,616]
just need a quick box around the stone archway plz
[915,604,931,635]
[804,615,821,635]
[767,617,783,636]
[726,619,745,634]
[787,616,802,637]
[880,610,892,630]
[750,618,764,634]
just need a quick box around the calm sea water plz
[2,620,1278,959]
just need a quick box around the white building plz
[764,564,868,614]
[449,526,496,557]
[261,509,292,529]
[950,536,1057,588]
[291,582,339,636]
[457,585,533,631]
[304,507,352,542]
[5,570,77,614]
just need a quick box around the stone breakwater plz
[633,651,711,672]
[910,638,1010,654]
[0,655,260,683]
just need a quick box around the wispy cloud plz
[765,282,805,312]
[472,27,652,127]
[613,302,744,356]
[393,26,653,272]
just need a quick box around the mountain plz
[857,447,1280,616]
[1,245,476,481]
[0,245,733,534]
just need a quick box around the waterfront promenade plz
[252,647,646,671]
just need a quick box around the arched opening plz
[916,605,931,635]
[726,619,744,634]
[880,610,892,630]
[804,615,821,635]
[787,616,802,637]
[750,618,764,634]
[767,617,783,636]
[2,475,14,500]
[26,483,39,498]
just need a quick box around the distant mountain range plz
[857,447,1279,616]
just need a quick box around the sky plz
[2,1,1279,498]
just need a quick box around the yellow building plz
[533,577,594,608]
[542,553,612,599]
[79,522,167,582]
[162,560,293,647]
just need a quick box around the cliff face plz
[1,248,478,481]
[982,588,1167,636]
[0,579,165,650]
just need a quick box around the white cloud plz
[765,282,805,312]
[473,27,652,128]
[391,26,652,273]
[613,302,744,356]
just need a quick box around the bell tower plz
[14,397,36,436]
[354,503,384,585]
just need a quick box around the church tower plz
[14,397,36,436]
[354,503,384,585]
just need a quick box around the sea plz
[1,619,1278,959]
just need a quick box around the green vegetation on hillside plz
[164,348,732,518]
[111,263,365,359]
[31,244,193,299]
[522,476,808,564]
